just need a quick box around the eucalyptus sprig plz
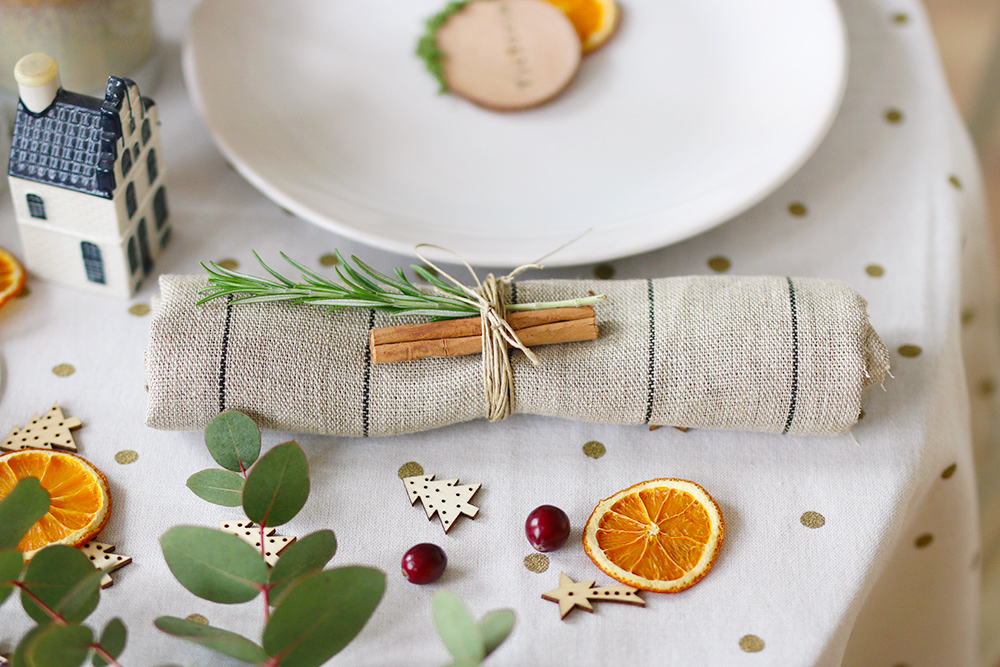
[432,591,514,667]
[156,410,384,667]
[0,479,128,667]
[198,251,605,320]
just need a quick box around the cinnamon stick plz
[371,315,598,364]
[369,306,595,346]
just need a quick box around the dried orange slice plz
[545,0,620,53]
[583,478,724,593]
[0,450,111,556]
[0,246,25,309]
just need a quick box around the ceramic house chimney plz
[14,53,61,113]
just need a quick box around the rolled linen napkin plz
[144,274,888,437]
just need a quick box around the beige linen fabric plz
[144,274,888,436]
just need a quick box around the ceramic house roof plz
[7,76,153,200]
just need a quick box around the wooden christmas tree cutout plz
[1,403,81,452]
[79,542,131,589]
[403,474,480,532]
[542,572,645,619]
[219,520,295,567]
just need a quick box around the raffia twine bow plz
[415,244,542,422]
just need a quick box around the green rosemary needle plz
[197,251,606,320]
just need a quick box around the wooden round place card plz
[436,0,583,111]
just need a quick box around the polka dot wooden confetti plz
[403,474,480,533]
[219,520,296,567]
[541,572,645,619]
[79,541,132,588]
[2,403,81,452]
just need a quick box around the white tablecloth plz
[0,0,994,665]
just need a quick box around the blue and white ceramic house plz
[6,53,170,298]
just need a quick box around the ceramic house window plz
[26,194,45,219]
[141,118,151,145]
[127,237,138,275]
[126,182,137,218]
[153,186,168,230]
[121,148,132,177]
[137,219,152,275]
[80,242,105,284]
[147,149,158,185]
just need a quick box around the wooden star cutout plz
[219,520,295,567]
[2,403,81,452]
[541,572,645,619]
[79,542,131,588]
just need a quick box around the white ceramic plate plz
[184,0,846,267]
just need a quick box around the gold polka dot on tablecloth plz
[915,533,933,548]
[979,378,995,396]
[885,108,904,124]
[52,363,75,377]
[739,635,765,652]
[800,511,825,529]
[128,303,150,316]
[892,12,909,24]
[898,344,921,358]
[949,174,963,190]
[216,258,239,270]
[398,461,424,479]
[583,440,606,459]
[594,263,615,280]
[115,450,139,465]
[865,264,884,277]
[942,463,957,479]
[962,308,975,325]
[15,285,29,298]
[185,613,209,625]
[788,202,808,217]
[318,253,339,267]
[524,553,549,573]
[707,256,731,273]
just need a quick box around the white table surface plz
[0,0,995,665]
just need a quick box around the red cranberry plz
[401,543,447,584]
[525,505,571,552]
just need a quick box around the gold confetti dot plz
[15,285,29,298]
[898,344,921,358]
[216,258,239,270]
[707,256,731,273]
[115,450,139,465]
[524,553,549,573]
[885,109,904,124]
[962,309,975,325]
[949,175,962,190]
[594,263,615,280]
[914,533,933,548]
[941,463,957,479]
[128,303,150,316]
[398,461,424,479]
[739,635,765,652]
[52,364,75,377]
[583,440,606,459]
[800,511,825,529]
[318,253,339,267]
[892,12,909,24]
[865,264,884,277]
[788,202,808,217]
[979,379,995,396]
[185,613,209,625]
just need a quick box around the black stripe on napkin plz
[645,279,655,423]
[782,277,799,434]
[362,309,376,437]
[218,294,234,414]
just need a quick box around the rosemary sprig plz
[198,251,605,320]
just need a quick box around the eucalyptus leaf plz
[21,545,99,624]
[52,565,107,623]
[243,441,309,527]
[432,590,485,663]
[93,618,127,667]
[27,623,93,667]
[205,410,261,473]
[11,625,42,667]
[154,616,269,663]
[186,469,244,507]
[267,530,337,602]
[263,567,385,667]
[478,609,515,657]
[160,526,267,604]
[0,548,23,606]
[0,477,50,550]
